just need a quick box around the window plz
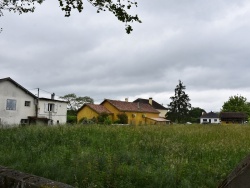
[44,103,57,112]
[48,103,54,112]
[214,119,217,122]
[203,119,207,122]
[6,99,16,110]
[25,101,31,107]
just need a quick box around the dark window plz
[25,101,31,107]
[48,103,54,112]
[214,119,217,122]
[20,119,28,125]
[6,99,16,110]
[203,119,207,122]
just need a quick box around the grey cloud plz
[1,0,250,111]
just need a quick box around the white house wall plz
[158,109,168,118]
[200,118,220,124]
[0,80,36,126]
[38,100,67,124]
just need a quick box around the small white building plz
[200,111,220,124]
[0,77,67,126]
[37,97,68,125]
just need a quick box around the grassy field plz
[1,124,250,188]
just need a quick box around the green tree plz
[0,0,141,33]
[188,107,206,123]
[60,93,94,123]
[60,93,94,111]
[166,80,191,123]
[221,95,250,116]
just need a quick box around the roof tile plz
[103,99,159,113]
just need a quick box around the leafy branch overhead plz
[0,0,141,34]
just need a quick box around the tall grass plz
[1,124,250,187]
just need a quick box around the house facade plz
[101,99,166,125]
[200,111,220,124]
[37,97,68,125]
[77,103,113,123]
[0,77,67,126]
[0,77,36,126]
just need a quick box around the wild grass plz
[1,124,250,188]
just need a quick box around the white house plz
[0,77,37,126]
[200,111,220,124]
[37,97,68,125]
[0,77,67,126]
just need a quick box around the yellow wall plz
[101,101,119,122]
[77,106,99,122]
[102,101,159,125]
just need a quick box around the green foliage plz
[167,80,192,123]
[67,115,77,124]
[78,117,96,124]
[97,112,111,125]
[1,124,250,187]
[60,93,94,111]
[0,0,141,34]
[188,107,206,123]
[221,95,250,117]
[67,109,77,116]
[116,113,128,124]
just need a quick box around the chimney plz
[149,97,153,105]
[125,98,128,102]
[51,93,55,100]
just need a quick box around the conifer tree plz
[166,80,191,123]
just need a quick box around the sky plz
[1,0,250,112]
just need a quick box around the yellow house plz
[101,99,167,125]
[77,103,112,123]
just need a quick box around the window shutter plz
[44,103,48,112]
[54,104,58,112]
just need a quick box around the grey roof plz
[200,111,219,118]
[220,112,247,119]
[39,98,68,103]
[133,98,167,110]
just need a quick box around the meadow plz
[1,124,250,188]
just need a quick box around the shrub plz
[117,113,128,124]
[97,113,111,124]
[67,115,77,124]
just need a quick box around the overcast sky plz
[1,0,250,112]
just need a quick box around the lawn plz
[1,124,250,188]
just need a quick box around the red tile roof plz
[102,99,159,113]
[79,104,112,114]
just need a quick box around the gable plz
[0,77,36,98]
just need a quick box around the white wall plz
[200,118,220,124]
[0,80,36,126]
[38,99,67,125]
[158,109,168,118]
